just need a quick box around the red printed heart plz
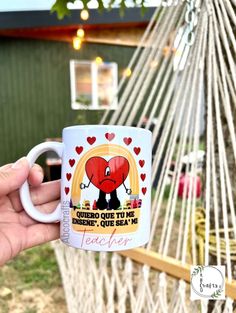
[69,159,75,167]
[75,146,83,155]
[140,173,146,181]
[142,187,147,195]
[139,160,145,167]
[134,147,141,155]
[105,132,115,141]
[65,187,70,195]
[87,136,96,145]
[123,137,132,145]
[66,173,72,181]
[85,156,130,193]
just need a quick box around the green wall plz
[0,38,134,165]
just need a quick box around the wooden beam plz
[85,27,145,47]
[85,37,141,47]
[118,248,236,299]
[0,25,146,47]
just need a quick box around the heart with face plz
[85,156,130,193]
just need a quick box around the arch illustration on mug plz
[71,144,139,211]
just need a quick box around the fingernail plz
[12,157,27,169]
[36,169,44,180]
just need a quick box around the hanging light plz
[80,9,89,21]
[163,46,171,57]
[73,37,82,50]
[150,60,158,68]
[95,56,103,65]
[123,68,132,77]
[76,28,85,38]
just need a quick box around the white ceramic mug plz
[20,125,152,251]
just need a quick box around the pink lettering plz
[80,228,132,249]
[81,228,94,248]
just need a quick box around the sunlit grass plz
[0,243,61,292]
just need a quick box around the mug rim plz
[63,124,152,135]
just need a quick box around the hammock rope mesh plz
[52,1,236,312]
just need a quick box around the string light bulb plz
[80,9,89,21]
[73,37,82,50]
[77,28,85,38]
[150,60,158,68]
[123,68,132,77]
[95,56,103,65]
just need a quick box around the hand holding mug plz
[0,158,60,266]
[20,125,152,251]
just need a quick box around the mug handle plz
[20,142,64,223]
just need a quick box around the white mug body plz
[60,125,152,251]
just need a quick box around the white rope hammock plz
[52,0,236,312]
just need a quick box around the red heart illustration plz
[134,147,141,155]
[75,146,83,155]
[69,159,75,167]
[140,174,146,181]
[87,137,96,145]
[66,173,72,181]
[65,187,70,195]
[105,133,115,141]
[139,160,145,167]
[142,187,147,195]
[123,137,132,145]
[85,156,129,193]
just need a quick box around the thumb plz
[0,157,30,197]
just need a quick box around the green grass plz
[23,307,37,313]
[0,243,61,292]
[0,299,8,313]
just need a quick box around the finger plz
[28,164,44,187]
[9,180,60,213]
[36,200,60,214]
[0,164,13,171]
[0,158,29,197]
[19,200,60,226]
[0,210,36,227]
[25,223,60,249]
[1,200,60,226]
[31,180,60,206]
